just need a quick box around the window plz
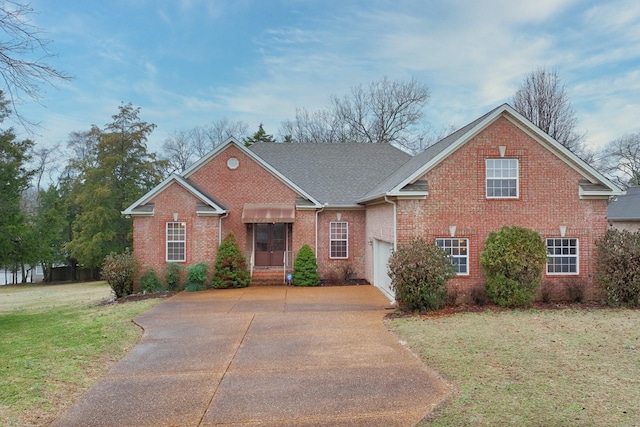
[330,221,348,259]
[166,222,186,262]
[546,238,579,274]
[486,158,519,198]
[436,238,469,275]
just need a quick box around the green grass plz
[0,282,163,426]
[388,309,640,426]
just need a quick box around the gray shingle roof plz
[359,106,498,202]
[608,186,640,221]
[248,143,411,205]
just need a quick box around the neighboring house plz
[123,104,621,302]
[607,186,640,231]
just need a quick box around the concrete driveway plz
[52,286,450,426]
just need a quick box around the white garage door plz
[374,239,394,301]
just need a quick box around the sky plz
[15,0,640,160]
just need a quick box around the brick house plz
[607,186,640,231]
[123,104,620,301]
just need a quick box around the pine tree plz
[293,244,320,286]
[212,232,251,288]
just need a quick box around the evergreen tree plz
[0,92,35,276]
[243,123,276,146]
[293,244,321,286]
[211,232,251,288]
[65,103,165,268]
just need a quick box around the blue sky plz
[18,0,640,156]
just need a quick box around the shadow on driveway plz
[52,286,450,426]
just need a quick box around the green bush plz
[211,232,250,289]
[164,262,183,291]
[293,244,321,286]
[387,238,456,312]
[101,249,137,298]
[185,262,208,292]
[596,229,640,307]
[480,226,547,308]
[139,267,164,293]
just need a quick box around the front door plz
[255,223,286,266]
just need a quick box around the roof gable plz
[122,174,226,216]
[182,138,322,208]
[360,104,621,202]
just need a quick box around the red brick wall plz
[395,116,609,301]
[133,182,220,287]
[315,209,366,281]
[133,144,326,285]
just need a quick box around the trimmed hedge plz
[480,226,547,308]
[212,232,250,288]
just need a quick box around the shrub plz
[102,249,137,298]
[470,287,489,306]
[185,262,208,292]
[596,229,640,307]
[387,238,456,312]
[139,267,164,293]
[212,232,250,289]
[341,263,355,282]
[567,281,585,303]
[293,244,321,286]
[480,226,547,308]
[164,262,183,291]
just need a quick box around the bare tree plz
[161,130,195,174]
[161,118,249,173]
[512,68,584,152]
[599,132,640,189]
[0,1,71,127]
[280,76,430,150]
[280,107,354,144]
[30,142,60,202]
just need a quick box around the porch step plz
[251,269,288,286]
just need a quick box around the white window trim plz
[546,238,579,275]
[435,238,470,276]
[486,158,519,199]
[166,221,186,262]
[330,221,348,259]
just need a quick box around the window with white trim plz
[486,158,519,198]
[436,238,469,275]
[166,222,186,262]
[330,221,348,259]
[546,238,579,274]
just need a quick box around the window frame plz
[546,238,579,275]
[435,237,469,276]
[486,158,519,199]
[166,221,186,262]
[329,221,349,259]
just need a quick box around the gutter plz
[218,212,229,245]
[315,203,327,256]
[384,195,397,251]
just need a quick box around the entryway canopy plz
[241,203,295,223]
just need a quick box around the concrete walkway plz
[52,286,450,426]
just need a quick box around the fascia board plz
[388,109,503,194]
[184,139,323,208]
[503,108,623,196]
[122,174,226,215]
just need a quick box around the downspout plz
[384,196,397,251]
[315,203,327,257]
[218,212,229,246]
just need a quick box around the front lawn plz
[0,282,164,426]
[388,308,640,426]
